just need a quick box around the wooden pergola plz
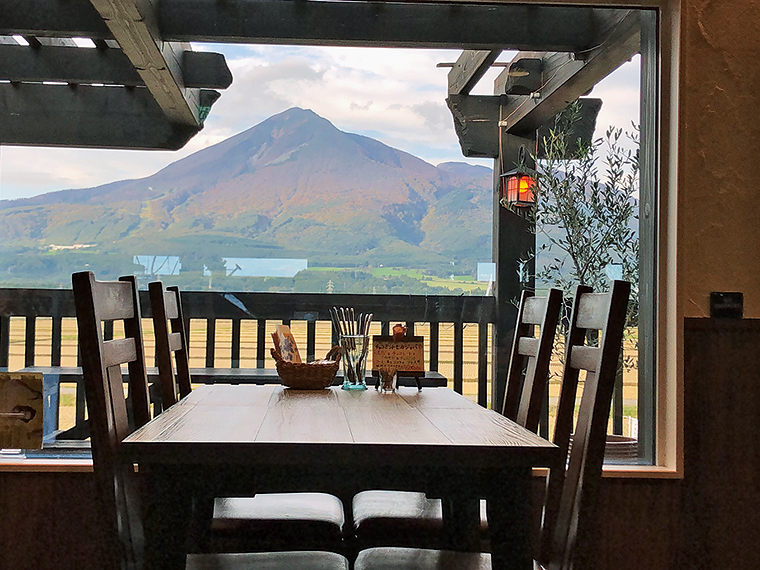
[0,0,650,414]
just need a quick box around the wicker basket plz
[271,346,342,390]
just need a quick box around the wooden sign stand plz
[371,335,425,390]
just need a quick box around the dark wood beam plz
[446,94,502,158]
[0,83,200,150]
[499,57,543,96]
[0,44,142,85]
[0,44,232,89]
[0,0,113,39]
[496,10,640,136]
[1,1,635,52]
[182,51,233,90]
[88,0,200,127]
[1,1,635,51]
[159,1,615,50]
[447,50,501,95]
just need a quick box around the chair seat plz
[353,491,444,548]
[187,550,349,570]
[352,491,489,548]
[355,547,490,570]
[354,547,544,570]
[208,493,345,552]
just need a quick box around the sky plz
[0,44,640,202]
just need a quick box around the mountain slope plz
[0,108,493,281]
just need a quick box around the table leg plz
[143,464,193,570]
[487,467,533,570]
[442,495,481,551]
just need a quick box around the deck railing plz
[0,288,497,445]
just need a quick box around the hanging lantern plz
[499,169,536,208]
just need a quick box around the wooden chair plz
[351,288,563,551]
[74,271,349,570]
[352,280,631,570]
[147,283,192,412]
[148,280,346,554]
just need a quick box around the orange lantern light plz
[500,170,535,208]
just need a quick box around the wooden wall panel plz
[681,319,760,569]
[583,479,681,570]
[0,469,685,570]
[0,471,110,570]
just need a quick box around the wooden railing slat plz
[429,321,439,372]
[75,376,86,428]
[205,319,215,368]
[478,320,488,408]
[231,318,241,368]
[256,318,266,368]
[25,315,36,368]
[52,316,62,367]
[454,321,464,394]
[307,320,316,363]
[103,320,114,342]
[0,315,9,368]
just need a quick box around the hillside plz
[0,108,494,290]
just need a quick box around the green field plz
[307,266,490,293]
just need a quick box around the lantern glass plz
[501,172,535,207]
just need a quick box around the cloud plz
[411,101,451,132]
[0,46,640,201]
[350,101,373,111]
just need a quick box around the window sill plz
[602,464,681,479]
[0,458,93,472]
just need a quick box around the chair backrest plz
[539,280,631,570]
[148,282,192,410]
[72,271,149,570]
[501,288,563,433]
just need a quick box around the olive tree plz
[511,101,640,367]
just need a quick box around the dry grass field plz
[4,317,640,437]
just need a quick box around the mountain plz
[0,108,493,285]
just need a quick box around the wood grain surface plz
[123,386,557,469]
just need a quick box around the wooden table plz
[122,385,559,570]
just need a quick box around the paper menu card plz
[274,324,302,363]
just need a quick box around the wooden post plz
[491,130,535,412]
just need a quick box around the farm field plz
[303,266,490,293]
[4,317,640,438]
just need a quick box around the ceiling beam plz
[0,44,232,89]
[88,0,200,127]
[159,1,608,50]
[182,52,233,90]
[446,94,503,158]
[0,0,113,39]
[0,44,141,85]
[495,10,640,136]
[447,50,501,96]
[3,1,630,52]
[0,83,199,150]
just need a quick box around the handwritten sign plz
[0,372,44,449]
[372,335,425,375]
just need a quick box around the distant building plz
[477,262,496,282]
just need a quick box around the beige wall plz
[679,0,760,318]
